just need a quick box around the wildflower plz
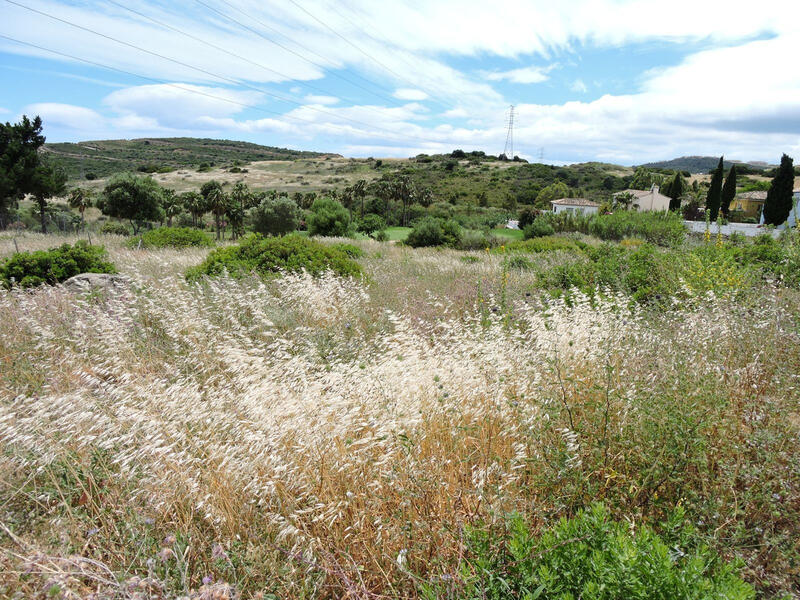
[158,547,174,562]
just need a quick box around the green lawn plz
[385,226,412,241]
[491,227,524,240]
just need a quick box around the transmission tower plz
[503,105,515,159]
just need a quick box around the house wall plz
[732,199,763,219]
[553,205,598,215]
[632,192,671,212]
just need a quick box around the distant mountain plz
[640,156,774,174]
[43,137,335,180]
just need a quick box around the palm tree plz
[201,180,230,240]
[68,187,93,227]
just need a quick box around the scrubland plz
[1,233,799,599]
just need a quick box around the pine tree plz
[667,172,685,212]
[763,154,795,225]
[705,156,724,222]
[720,165,737,218]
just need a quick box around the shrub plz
[252,197,301,237]
[185,234,361,281]
[357,214,386,236]
[100,221,131,236]
[505,255,533,270]
[424,504,753,600]
[406,217,462,248]
[0,241,116,289]
[329,242,364,258]
[457,230,502,251]
[517,206,540,230]
[540,210,686,247]
[504,236,586,254]
[129,227,215,249]
[523,219,555,239]
[307,197,351,237]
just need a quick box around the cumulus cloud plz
[394,88,429,101]
[22,103,104,130]
[485,64,556,84]
[304,95,339,105]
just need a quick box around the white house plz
[551,198,600,215]
[615,184,672,212]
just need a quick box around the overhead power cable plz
[102,0,405,121]
[3,0,452,143]
[0,33,463,150]
[192,0,406,109]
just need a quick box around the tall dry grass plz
[0,235,799,598]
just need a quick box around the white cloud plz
[304,94,339,105]
[485,65,556,84]
[570,79,588,93]
[103,84,263,128]
[394,88,429,101]
[22,103,104,130]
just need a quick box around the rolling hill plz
[43,137,334,179]
[641,156,773,173]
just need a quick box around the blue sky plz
[1,0,798,164]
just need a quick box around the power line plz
[102,0,401,121]
[284,0,454,112]
[192,0,405,109]
[503,105,515,159]
[3,0,442,142]
[0,34,459,149]
[321,2,460,112]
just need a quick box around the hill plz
[43,137,333,179]
[641,156,772,173]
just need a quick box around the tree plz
[763,154,795,226]
[352,179,368,217]
[100,173,164,234]
[667,172,685,212]
[252,196,300,236]
[160,188,183,227]
[630,167,663,191]
[200,180,230,240]
[181,191,206,228]
[535,181,569,209]
[518,206,540,229]
[228,182,256,239]
[68,187,93,226]
[357,213,386,237]
[0,115,45,226]
[307,197,351,237]
[720,165,737,218]
[30,161,67,233]
[705,157,724,222]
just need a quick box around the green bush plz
[406,217,462,248]
[457,229,502,251]
[0,241,116,289]
[252,196,301,237]
[100,221,131,236]
[185,234,361,281]
[422,504,753,600]
[504,236,586,254]
[307,197,351,237]
[129,227,215,249]
[523,219,555,239]
[329,242,364,258]
[541,211,686,247]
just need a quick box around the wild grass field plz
[1,231,799,599]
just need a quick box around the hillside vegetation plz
[44,137,332,179]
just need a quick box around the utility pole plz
[503,105,515,160]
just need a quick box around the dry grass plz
[1,235,799,598]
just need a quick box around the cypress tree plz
[763,154,795,225]
[720,164,737,218]
[668,172,685,211]
[705,156,724,222]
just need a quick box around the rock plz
[63,273,127,291]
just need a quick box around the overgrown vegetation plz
[185,233,362,281]
[129,226,215,249]
[0,240,115,288]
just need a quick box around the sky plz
[1,0,799,165]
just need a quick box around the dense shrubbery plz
[405,217,462,248]
[423,504,753,600]
[100,221,131,236]
[523,219,555,239]
[129,227,215,249]
[457,229,503,251]
[0,241,116,289]
[307,197,352,237]
[185,234,361,281]
[329,242,365,258]
[252,197,301,237]
[541,210,686,247]
[503,235,587,254]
